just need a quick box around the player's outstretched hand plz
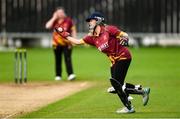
[55,27,70,38]
[52,12,58,20]
[55,27,63,32]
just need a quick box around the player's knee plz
[109,78,123,92]
[110,78,123,85]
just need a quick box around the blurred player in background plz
[45,7,76,81]
[55,12,150,113]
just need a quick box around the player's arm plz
[45,12,58,29]
[55,27,84,45]
[67,37,84,45]
[71,26,77,38]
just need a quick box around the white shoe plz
[116,106,135,114]
[55,76,62,81]
[68,74,76,81]
[107,86,116,93]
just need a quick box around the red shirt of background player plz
[52,17,74,46]
[82,25,132,65]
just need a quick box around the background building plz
[0,0,180,47]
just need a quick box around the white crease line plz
[3,112,18,119]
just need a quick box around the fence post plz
[1,0,7,47]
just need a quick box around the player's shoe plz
[107,86,116,94]
[142,87,150,106]
[116,106,135,114]
[68,74,76,81]
[55,76,62,81]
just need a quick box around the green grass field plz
[1,47,180,118]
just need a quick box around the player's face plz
[88,19,97,32]
[89,19,97,26]
[56,9,66,19]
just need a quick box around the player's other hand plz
[119,36,129,46]
[55,27,70,38]
[52,12,58,20]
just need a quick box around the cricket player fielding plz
[55,12,150,114]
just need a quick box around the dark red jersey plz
[83,25,132,65]
[52,17,75,46]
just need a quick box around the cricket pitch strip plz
[0,81,91,118]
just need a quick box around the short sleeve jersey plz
[83,25,131,64]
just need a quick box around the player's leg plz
[109,61,150,106]
[124,82,150,106]
[107,83,142,94]
[108,82,150,106]
[110,78,132,109]
[63,46,76,80]
[110,59,135,113]
[112,60,131,84]
[109,60,146,94]
[126,83,142,90]
[54,46,63,80]
[124,83,143,94]
[109,59,132,94]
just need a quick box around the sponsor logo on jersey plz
[98,42,109,51]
